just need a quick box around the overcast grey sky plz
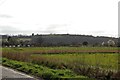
[0,0,119,37]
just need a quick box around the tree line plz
[1,36,119,47]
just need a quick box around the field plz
[2,47,120,79]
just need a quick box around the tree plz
[93,42,100,47]
[31,36,44,46]
[2,40,9,47]
[32,33,34,36]
[7,36,19,46]
[7,36,11,42]
[82,41,88,46]
[19,40,24,46]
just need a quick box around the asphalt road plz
[0,65,38,80]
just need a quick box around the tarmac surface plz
[0,65,38,80]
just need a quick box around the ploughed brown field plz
[32,49,120,54]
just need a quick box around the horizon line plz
[0,33,118,38]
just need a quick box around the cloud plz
[90,31,105,34]
[0,14,12,18]
[42,24,68,33]
[0,25,19,34]
[0,0,7,6]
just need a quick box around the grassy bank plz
[2,58,88,80]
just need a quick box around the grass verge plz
[2,58,90,80]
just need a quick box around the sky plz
[0,0,119,37]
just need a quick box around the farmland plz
[2,47,119,53]
[2,47,120,79]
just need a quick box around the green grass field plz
[2,47,120,79]
[31,53,118,70]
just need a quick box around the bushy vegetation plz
[2,58,88,80]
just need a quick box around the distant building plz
[107,39,115,46]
